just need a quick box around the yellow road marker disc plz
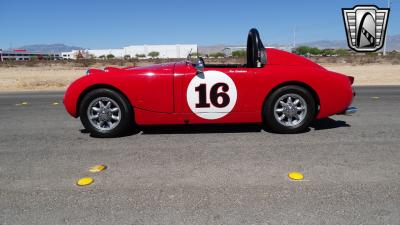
[89,164,107,173]
[288,172,304,180]
[53,102,59,105]
[21,102,28,105]
[371,97,380,99]
[76,177,94,186]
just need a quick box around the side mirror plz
[195,59,204,75]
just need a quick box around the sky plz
[0,0,399,49]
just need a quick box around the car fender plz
[253,66,353,119]
[64,67,174,117]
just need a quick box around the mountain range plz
[200,34,400,53]
[301,34,400,50]
[7,44,83,53]
[6,34,400,53]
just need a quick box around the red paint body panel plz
[64,49,354,125]
[64,63,175,117]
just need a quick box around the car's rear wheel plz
[263,85,316,133]
[79,88,133,138]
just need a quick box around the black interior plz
[204,64,244,68]
[204,28,266,68]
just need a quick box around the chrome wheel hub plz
[87,97,121,131]
[274,94,307,127]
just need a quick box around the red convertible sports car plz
[64,28,357,137]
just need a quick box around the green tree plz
[210,52,225,58]
[106,54,115,59]
[293,46,312,56]
[293,46,323,56]
[322,49,335,56]
[309,47,322,55]
[148,51,160,58]
[335,49,350,57]
[135,54,146,58]
[232,50,246,58]
[99,55,106,60]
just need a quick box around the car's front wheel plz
[79,88,133,138]
[263,85,316,133]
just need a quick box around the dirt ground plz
[0,64,399,92]
[325,64,400,86]
[0,66,86,92]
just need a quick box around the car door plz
[182,66,255,121]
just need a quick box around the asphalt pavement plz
[0,86,399,225]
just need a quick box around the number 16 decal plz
[187,71,237,120]
[195,83,230,108]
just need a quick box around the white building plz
[1,50,61,61]
[61,49,123,60]
[61,44,198,60]
[61,51,74,59]
[222,46,247,57]
[124,44,197,59]
[88,49,124,58]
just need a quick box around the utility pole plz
[383,0,392,56]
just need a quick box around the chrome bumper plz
[342,106,358,115]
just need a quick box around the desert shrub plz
[335,49,350,57]
[232,50,246,58]
[321,49,335,56]
[345,56,354,64]
[148,51,160,59]
[293,46,323,56]
[209,52,225,58]
[391,59,400,65]
[76,59,96,67]
[116,59,126,66]
[325,57,339,63]
[363,55,378,64]
[135,54,146,59]
[26,58,39,67]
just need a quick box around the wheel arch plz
[262,81,320,119]
[77,84,134,119]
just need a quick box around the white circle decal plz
[187,70,237,120]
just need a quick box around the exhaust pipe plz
[341,106,358,115]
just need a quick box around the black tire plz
[263,85,316,134]
[79,88,133,138]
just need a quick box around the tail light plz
[348,76,354,85]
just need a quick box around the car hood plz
[123,62,175,71]
[86,62,176,76]
[124,62,176,74]
[266,48,324,69]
